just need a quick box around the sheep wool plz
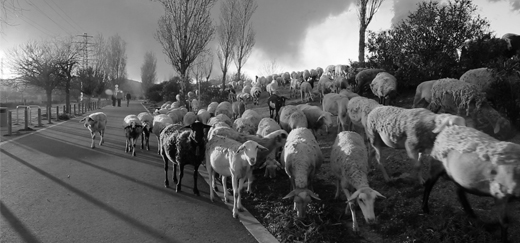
[285,128,323,189]
[347,96,382,129]
[330,131,369,192]
[432,125,520,165]
[429,78,486,116]
[257,118,281,137]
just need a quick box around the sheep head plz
[347,187,385,224]
[185,121,212,146]
[316,112,333,135]
[80,116,96,128]
[493,117,511,134]
[283,188,320,218]
[235,140,269,166]
[433,114,466,133]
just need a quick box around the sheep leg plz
[175,164,184,193]
[141,133,145,149]
[99,130,104,146]
[246,170,254,194]
[221,176,229,203]
[371,142,390,182]
[146,135,150,151]
[334,179,340,199]
[192,164,200,196]
[405,143,425,185]
[207,165,215,202]
[156,137,161,154]
[238,178,245,212]
[125,138,129,153]
[90,131,96,149]
[132,138,136,157]
[495,198,510,243]
[422,160,444,214]
[345,190,359,233]
[231,175,239,218]
[456,186,476,218]
[162,151,169,188]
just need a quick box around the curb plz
[140,101,280,243]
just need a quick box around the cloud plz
[487,0,520,11]
[390,0,423,27]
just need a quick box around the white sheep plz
[191,99,200,113]
[336,95,351,133]
[282,127,323,218]
[196,109,211,124]
[256,118,282,137]
[322,93,344,116]
[317,75,338,103]
[232,101,245,119]
[330,131,385,232]
[260,158,282,178]
[137,112,153,151]
[207,102,219,116]
[167,109,185,125]
[298,105,333,137]
[79,112,107,149]
[205,135,269,218]
[365,106,466,184]
[412,79,439,108]
[183,111,197,126]
[279,105,308,133]
[423,125,520,242]
[233,118,256,135]
[250,86,262,105]
[241,109,262,131]
[215,101,233,120]
[300,81,313,102]
[370,72,397,105]
[161,101,172,109]
[152,114,174,154]
[123,114,144,156]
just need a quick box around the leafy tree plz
[217,0,238,89]
[233,0,257,82]
[141,51,157,93]
[366,0,490,88]
[106,34,127,88]
[146,82,165,103]
[161,76,182,102]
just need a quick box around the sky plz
[1,0,519,83]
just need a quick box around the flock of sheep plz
[78,64,520,242]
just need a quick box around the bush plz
[145,83,165,103]
[486,57,520,129]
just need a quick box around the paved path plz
[0,101,273,243]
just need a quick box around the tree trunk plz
[222,68,227,90]
[237,66,242,81]
[65,79,71,114]
[46,88,53,119]
[358,24,366,63]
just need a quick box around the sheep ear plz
[257,144,269,152]
[347,189,362,203]
[79,117,86,123]
[204,124,212,129]
[307,189,321,200]
[283,190,297,200]
[236,144,246,153]
[494,120,501,134]
[433,119,449,133]
[373,189,386,199]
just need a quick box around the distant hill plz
[119,79,144,98]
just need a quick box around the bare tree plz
[155,0,216,95]
[140,51,157,93]
[7,39,62,113]
[1,0,23,34]
[190,50,212,100]
[55,37,81,114]
[106,34,127,87]
[233,0,257,82]
[357,0,385,63]
[261,58,282,77]
[80,33,110,102]
[217,0,238,89]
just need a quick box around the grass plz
[151,84,520,243]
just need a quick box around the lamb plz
[330,131,385,232]
[250,86,262,105]
[282,127,323,218]
[123,114,144,157]
[300,81,313,102]
[370,72,397,105]
[196,109,211,124]
[160,121,212,195]
[422,125,520,243]
[260,158,282,178]
[279,105,308,133]
[267,94,287,122]
[231,101,246,119]
[298,105,333,137]
[207,101,219,116]
[215,101,233,120]
[79,112,107,149]
[206,135,268,218]
[412,79,440,108]
[354,69,385,96]
[365,106,466,184]
[256,118,282,137]
[137,112,153,151]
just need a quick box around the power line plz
[24,0,72,35]
[42,0,80,33]
[16,12,57,37]
[49,0,84,32]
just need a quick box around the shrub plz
[145,83,164,103]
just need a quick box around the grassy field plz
[152,84,520,243]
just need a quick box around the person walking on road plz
[126,92,131,107]
[116,90,123,107]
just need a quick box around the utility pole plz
[76,33,93,70]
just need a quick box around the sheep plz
[282,72,291,86]
[79,112,107,149]
[161,101,172,109]
[339,89,360,99]
[137,112,153,151]
[298,105,333,137]
[317,75,338,103]
[191,99,200,113]
[267,94,287,123]
[196,109,211,124]
[279,105,308,133]
[354,69,385,96]
[183,111,197,126]
[303,70,311,82]
[206,135,268,218]
[322,93,344,116]
[152,114,173,154]
[316,67,324,78]
[330,131,385,232]
[231,101,246,119]
[459,67,520,106]
[260,158,282,178]
[123,114,144,157]
[422,125,520,243]
[365,106,466,184]
[282,127,323,218]
[160,121,212,195]
[300,81,313,102]
[412,80,439,108]
[237,93,251,103]
[233,118,256,135]
[241,109,262,131]
[370,72,397,105]
[207,102,219,116]
[347,96,382,133]
[208,114,233,127]
[336,96,351,133]
[335,76,349,91]
[325,65,336,76]
[242,85,252,98]
[215,101,233,119]
[167,109,185,124]
[256,118,282,137]
[335,64,349,77]
[250,86,262,105]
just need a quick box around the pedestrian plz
[126,92,131,107]
[112,93,116,106]
[116,90,123,107]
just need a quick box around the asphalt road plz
[0,101,259,243]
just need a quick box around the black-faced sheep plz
[123,115,144,157]
[267,94,287,123]
[370,72,397,105]
[366,106,466,184]
[160,121,212,195]
[423,125,520,243]
[79,112,107,149]
[137,112,153,151]
[354,69,385,96]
